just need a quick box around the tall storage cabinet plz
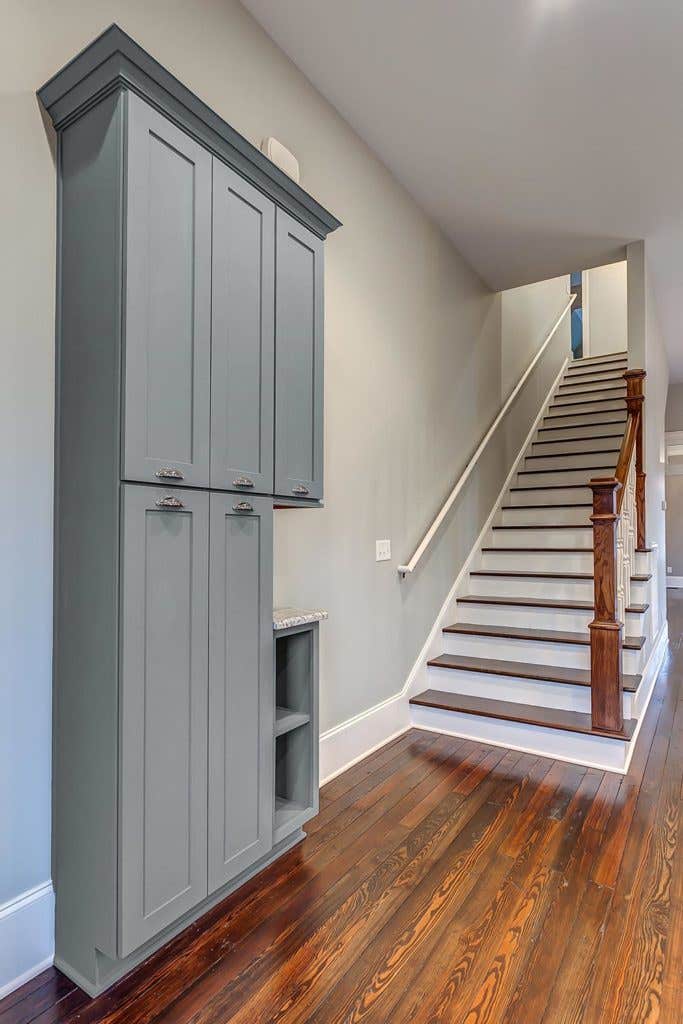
[40,25,340,997]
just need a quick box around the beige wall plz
[665,382,683,578]
[666,382,683,431]
[586,260,628,357]
[500,275,570,398]
[627,241,670,618]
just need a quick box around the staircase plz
[409,351,658,772]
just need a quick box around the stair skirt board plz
[410,703,633,772]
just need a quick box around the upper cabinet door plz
[274,210,324,501]
[123,93,211,487]
[118,484,209,957]
[211,162,275,494]
[208,493,273,891]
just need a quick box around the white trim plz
[581,269,591,357]
[398,297,574,576]
[0,882,54,1000]
[667,576,683,588]
[623,619,669,770]
[318,357,569,785]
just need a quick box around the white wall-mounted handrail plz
[398,296,575,577]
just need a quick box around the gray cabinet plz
[119,485,209,955]
[275,210,325,501]
[124,94,212,488]
[209,495,273,889]
[211,162,275,494]
[42,25,338,998]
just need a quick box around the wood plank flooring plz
[3,592,683,1024]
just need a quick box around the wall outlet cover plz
[376,539,391,562]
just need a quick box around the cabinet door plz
[123,93,211,487]
[274,210,324,501]
[208,493,273,890]
[119,484,209,956]
[211,161,274,493]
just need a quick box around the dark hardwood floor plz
[4,593,683,1024]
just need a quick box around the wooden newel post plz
[624,369,646,549]
[589,477,623,733]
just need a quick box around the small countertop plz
[273,607,328,631]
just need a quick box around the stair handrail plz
[588,368,646,734]
[398,296,575,577]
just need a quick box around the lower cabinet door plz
[119,484,209,956]
[208,493,274,891]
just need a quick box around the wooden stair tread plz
[525,448,620,460]
[550,396,625,410]
[531,435,623,447]
[409,689,635,740]
[443,621,646,650]
[501,502,592,510]
[481,546,594,552]
[426,652,640,692]
[517,466,614,476]
[471,569,651,583]
[457,594,648,613]
[538,418,626,433]
[510,483,594,491]
[492,523,591,530]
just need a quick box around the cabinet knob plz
[232,501,254,513]
[233,476,255,488]
[155,495,184,509]
[292,485,310,496]
[155,467,184,480]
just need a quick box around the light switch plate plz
[376,539,391,562]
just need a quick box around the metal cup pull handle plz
[233,476,255,488]
[232,501,254,513]
[292,485,309,496]
[155,495,184,509]
[155,467,184,480]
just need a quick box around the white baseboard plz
[319,694,411,785]
[0,882,54,1000]
[666,576,683,588]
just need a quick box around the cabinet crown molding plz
[37,23,341,240]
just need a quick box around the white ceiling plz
[242,0,683,380]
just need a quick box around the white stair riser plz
[549,397,625,415]
[524,450,620,471]
[468,575,650,604]
[441,631,644,674]
[426,664,635,718]
[517,467,613,487]
[456,601,644,633]
[507,486,593,506]
[468,575,595,601]
[570,353,627,366]
[635,551,652,574]
[409,705,630,772]
[480,550,593,572]
[544,410,625,429]
[536,420,626,441]
[557,385,626,401]
[500,505,591,526]
[531,435,623,455]
[427,665,592,713]
[489,526,593,548]
[563,372,627,387]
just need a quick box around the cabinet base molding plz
[56,830,305,997]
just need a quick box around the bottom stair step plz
[427,653,640,692]
[409,689,635,741]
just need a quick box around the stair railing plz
[397,296,575,578]
[589,369,646,733]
